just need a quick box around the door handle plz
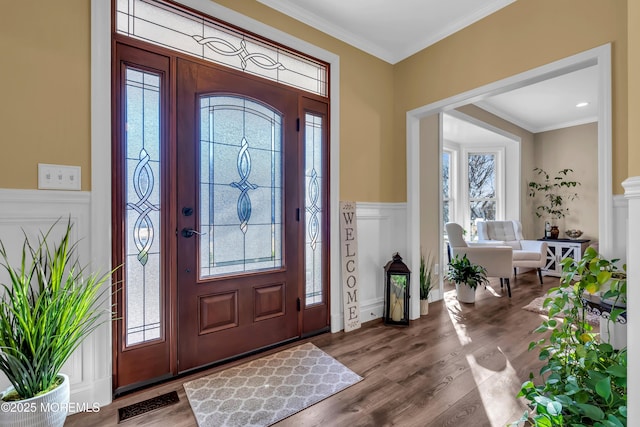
[181,228,206,238]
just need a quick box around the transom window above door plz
[116,0,328,96]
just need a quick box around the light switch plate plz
[38,163,81,190]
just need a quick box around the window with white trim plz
[444,142,505,241]
[465,150,500,240]
[442,149,454,225]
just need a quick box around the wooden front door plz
[175,58,302,372]
[113,42,329,393]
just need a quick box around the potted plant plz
[527,167,580,239]
[512,248,627,426]
[445,254,488,303]
[561,246,627,349]
[419,251,434,315]
[0,220,112,427]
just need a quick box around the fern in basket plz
[0,220,113,400]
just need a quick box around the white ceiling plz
[257,0,516,64]
[443,113,516,145]
[257,0,598,133]
[476,66,599,133]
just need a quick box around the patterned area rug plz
[183,343,362,427]
[522,294,599,326]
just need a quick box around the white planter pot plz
[598,299,627,350]
[600,317,626,350]
[420,299,429,315]
[455,283,476,303]
[0,374,70,427]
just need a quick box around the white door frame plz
[406,44,612,316]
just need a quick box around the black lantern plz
[383,252,411,326]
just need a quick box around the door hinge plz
[296,117,300,132]
[297,297,301,311]
[296,208,300,221]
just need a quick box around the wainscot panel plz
[331,202,407,332]
[0,189,110,408]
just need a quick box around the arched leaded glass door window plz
[198,95,283,277]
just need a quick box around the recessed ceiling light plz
[576,102,590,108]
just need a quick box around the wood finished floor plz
[67,272,561,427]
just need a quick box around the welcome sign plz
[339,201,361,332]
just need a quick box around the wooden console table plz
[538,238,591,277]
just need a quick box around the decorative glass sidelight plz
[124,67,162,346]
[116,0,328,97]
[199,95,282,278]
[304,113,324,305]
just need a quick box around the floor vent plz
[118,391,179,423]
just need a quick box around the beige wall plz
[395,0,628,198]
[0,0,633,205]
[532,123,599,241]
[0,0,397,201]
[0,1,91,190]
[419,115,441,271]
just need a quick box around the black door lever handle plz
[181,228,206,238]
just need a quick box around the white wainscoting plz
[0,189,111,407]
[0,191,628,404]
[0,193,411,402]
[331,202,407,332]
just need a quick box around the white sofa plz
[445,222,514,297]
[476,220,548,284]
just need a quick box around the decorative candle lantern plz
[383,252,411,326]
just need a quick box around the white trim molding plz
[622,176,640,424]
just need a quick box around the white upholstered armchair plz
[476,220,548,285]
[445,222,514,297]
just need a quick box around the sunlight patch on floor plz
[465,348,527,427]
[444,289,473,346]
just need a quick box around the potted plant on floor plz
[419,251,434,315]
[445,254,488,304]
[527,167,580,239]
[512,248,627,426]
[0,220,113,427]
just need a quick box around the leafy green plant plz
[562,246,626,309]
[0,220,113,400]
[512,248,627,426]
[445,254,488,290]
[420,251,434,300]
[528,168,580,219]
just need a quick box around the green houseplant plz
[445,254,488,303]
[419,251,434,315]
[512,248,627,426]
[0,220,112,426]
[561,246,627,350]
[527,168,580,238]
